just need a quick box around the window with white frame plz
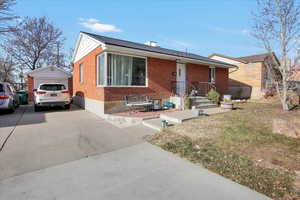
[97,53,106,85]
[97,53,146,86]
[79,63,84,83]
[209,67,216,83]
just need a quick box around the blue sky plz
[13,0,264,57]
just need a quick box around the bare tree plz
[252,0,300,111]
[2,16,64,70]
[46,43,73,72]
[60,47,74,72]
[66,47,74,72]
[0,0,17,34]
[0,56,15,82]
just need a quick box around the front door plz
[176,63,186,95]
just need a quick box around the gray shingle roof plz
[81,31,236,68]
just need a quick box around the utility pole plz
[56,41,60,68]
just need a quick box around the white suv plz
[33,83,71,111]
[0,82,20,112]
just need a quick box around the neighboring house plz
[72,32,235,116]
[209,53,280,99]
[289,66,300,93]
[291,53,300,81]
[25,66,73,101]
[291,67,300,81]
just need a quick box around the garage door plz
[34,78,69,90]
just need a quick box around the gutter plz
[229,65,239,73]
[105,44,237,68]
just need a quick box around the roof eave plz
[24,66,72,77]
[81,32,235,68]
[72,32,106,63]
[105,44,236,68]
[209,53,249,64]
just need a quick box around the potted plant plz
[220,99,234,109]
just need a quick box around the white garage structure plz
[26,66,72,90]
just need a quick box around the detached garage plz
[26,66,72,101]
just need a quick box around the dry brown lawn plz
[147,102,300,199]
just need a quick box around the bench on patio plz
[124,94,153,112]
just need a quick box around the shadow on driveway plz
[0,104,155,181]
[0,104,82,128]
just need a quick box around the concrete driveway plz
[0,143,269,200]
[0,105,154,181]
[0,105,270,200]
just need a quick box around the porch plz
[169,81,218,109]
[171,81,216,97]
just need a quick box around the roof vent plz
[145,41,159,47]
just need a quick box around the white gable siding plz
[73,34,101,63]
[30,67,69,79]
[210,55,242,65]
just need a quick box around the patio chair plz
[124,94,153,113]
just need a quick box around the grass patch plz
[220,120,300,154]
[149,132,296,199]
[147,102,300,199]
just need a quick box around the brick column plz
[27,75,34,102]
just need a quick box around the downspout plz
[229,65,239,74]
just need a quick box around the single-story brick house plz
[72,31,236,116]
[26,66,73,101]
[209,53,280,99]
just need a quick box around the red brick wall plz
[73,46,105,101]
[215,68,229,95]
[27,75,34,101]
[186,63,209,83]
[73,47,229,102]
[68,77,73,96]
[104,57,176,101]
[186,64,228,96]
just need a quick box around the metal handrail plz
[171,81,216,96]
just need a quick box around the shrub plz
[183,95,192,110]
[207,89,220,104]
[264,89,277,98]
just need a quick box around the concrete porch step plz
[196,103,218,109]
[189,96,216,107]
[160,110,199,124]
[142,118,178,131]
[192,99,212,103]
[189,96,208,99]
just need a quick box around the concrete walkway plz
[0,143,270,200]
[0,105,154,181]
[143,107,230,131]
[0,105,270,200]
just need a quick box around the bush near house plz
[207,89,220,104]
[264,89,277,98]
[183,95,192,110]
[147,102,300,200]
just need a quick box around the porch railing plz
[190,81,216,96]
[171,81,216,96]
